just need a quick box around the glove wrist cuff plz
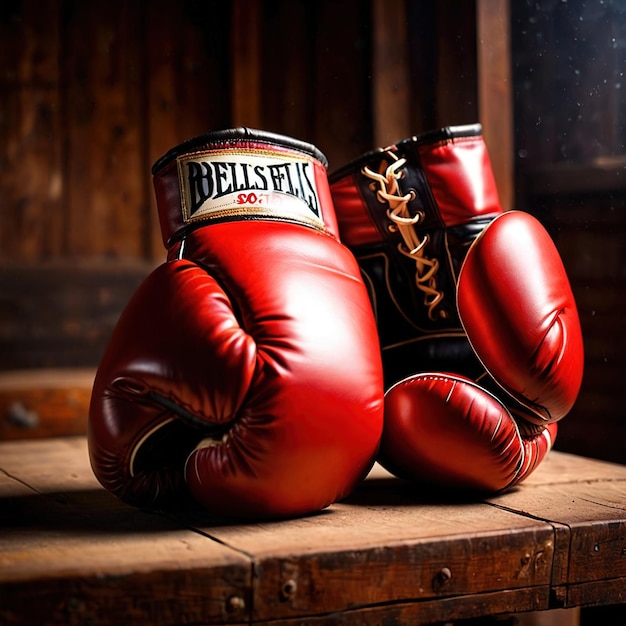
[152,128,338,247]
[328,123,502,249]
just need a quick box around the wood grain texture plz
[488,451,626,608]
[0,437,250,625]
[0,0,64,260]
[62,1,146,259]
[2,438,626,624]
[175,466,554,623]
[477,0,514,211]
[249,588,549,626]
[371,0,411,147]
[231,0,261,129]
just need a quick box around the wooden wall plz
[1,0,226,264]
[1,0,490,371]
[0,0,480,269]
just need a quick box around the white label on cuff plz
[177,149,324,228]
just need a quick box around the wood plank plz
[371,0,411,147]
[251,588,549,626]
[184,464,554,622]
[520,451,626,487]
[566,578,626,608]
[62,0,146,260]
[487,451,626,607]
[0,368,93,440]
[253,1,373,167]
[3,439,625,624]
[231,0,261,128]
[0,437,251,625]
[0,0,64,262]
[432,0,479,129]
[313,1,373,167]
[260,1,314,144]
[477,0,514,211]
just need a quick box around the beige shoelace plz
[362,156,447,320]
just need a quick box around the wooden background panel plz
[192,472,554,622]
[477,0,513,210]
[431,0,479,130]
[0,0,65,261]
[0,436,252,625]
[2,0,449,375]
[62,0,146,260]
[254,0,375,168]
[313,1,374,166]
[371,0,410,148]
[0,0,387,262]
[0,1,235,375]
[0,0,484,264]
[231,0,261,129]
[0,0,234,266]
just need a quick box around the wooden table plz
[1,436,625,625]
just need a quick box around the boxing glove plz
[88,128,384,518]
[329,123,584,491]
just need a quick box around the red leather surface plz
[418,134,502,227]
[329,175,383,248]
[380,373,558,492]
[89,220,384,518]
[457,211,584,423]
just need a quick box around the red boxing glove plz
[329,124,584,492]
[88,128,384,518]
[382,375,558,492]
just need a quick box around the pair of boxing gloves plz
[88,125,584,519]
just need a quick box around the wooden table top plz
[1,436,625,625]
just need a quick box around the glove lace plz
[362,157,447,320]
